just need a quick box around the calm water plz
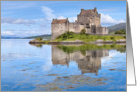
[1,39,126,91]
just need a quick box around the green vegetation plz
[36,37,43,41]
[114,29,126,34]
[57,44,126,54]
[31,44,43,48]
[80,29,86,35]
[117,48,126,53]
[54,31,125,43]
[57,31,74,40]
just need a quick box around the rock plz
[96,39,104,42]
[109,69,116,71]
[116,39,126,43]
[29,39,45,44]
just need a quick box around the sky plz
[1,1,126,37]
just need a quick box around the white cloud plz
[41,6,56,20]
[2,6,56,26]
[69,17,77,22]
[41,6,77,22]
[42,60,53,71]
[101,13,125,25]
[1,31,15,36]
[58,16,66,19]
[1,17,36,26]
[1,28,51,37]
[101,50,126,63]
[1,6,77,27]
[58,16,77,22]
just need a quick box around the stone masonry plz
[51,7,109,39]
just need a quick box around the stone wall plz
[77,15,90,25]
[96,27,109,35]
[94,15,101,27]
[51,22,69,39]
[69,23,85,33]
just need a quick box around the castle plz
[51,7,109,39]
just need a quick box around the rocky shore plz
[29,39,45,44]
[29,39,126,45]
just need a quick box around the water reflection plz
[36,75,108,91]
[52,45,109,75]
[1,39,126,91]
[30,43,43,48]
[35,44,126,91]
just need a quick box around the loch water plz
[1,39,126,91]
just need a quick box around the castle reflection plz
[52,45,109,75]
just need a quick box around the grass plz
[52,31,125,43]
[34,31,126,44]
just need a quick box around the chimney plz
[81,9,84,12]
[94,7,97,12]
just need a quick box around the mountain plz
[108,23,126,33]
[1,34,51,39]
[23,34,51,39]
[1,36,22,39]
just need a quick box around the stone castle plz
[51,7,109,39]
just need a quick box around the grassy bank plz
[30,31,126,44]
[53,31,126,43]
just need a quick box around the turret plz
[81,9,84,12]
[94,7,97,12]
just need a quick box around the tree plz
[115,29,126,34]
[36,37,43,41]
[80,29,86,35]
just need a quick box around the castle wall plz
[51,22,69,39]
[69,23,85,33]
[68,23,77,32]
[77,15,90,25]
[102,27,109,34]
[96,27,109,35]
[86,28,91,34]
[94,15,101,27]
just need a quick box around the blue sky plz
[1,1,126,37]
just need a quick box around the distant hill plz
[23,34,51,39]
[1,36,22,39]
[108,23,126,33]
[1,34,51,39]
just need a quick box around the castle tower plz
[51,18,69,39]
[77,7,101,27]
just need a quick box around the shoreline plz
[29,39,126,45]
